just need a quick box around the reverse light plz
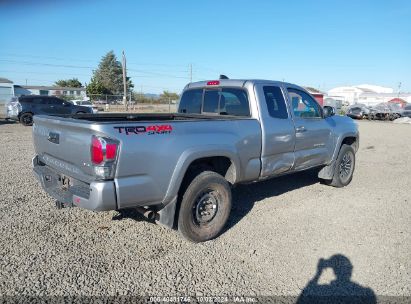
[207,80,220,86]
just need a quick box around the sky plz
[0,0,410,94]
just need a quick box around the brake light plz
[90,136,119,180]
[207,80,220,86]
[91,136,104,164]
[91,136,118,164]
[106,143,117,160]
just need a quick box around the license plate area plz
[58,174,71,191]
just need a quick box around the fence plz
[88,94,178,113]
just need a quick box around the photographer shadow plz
[297,254,376,304]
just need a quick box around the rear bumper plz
[32,156,117,211]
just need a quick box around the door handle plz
[296,126,306,133]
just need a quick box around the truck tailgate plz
[32,115,98,182]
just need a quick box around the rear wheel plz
[323,144,355,188]
[20,113,33,126]
[178,171,232,242]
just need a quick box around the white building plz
[327,84,398,106]
[14,85,86,98]
[0,77,14,104]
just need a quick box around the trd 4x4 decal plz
[114,125,173,135]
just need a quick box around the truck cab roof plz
[185,79,305,91]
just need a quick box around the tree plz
[159,91,179,103]
[54,78,82,88]
[92,50,133,95]
[86,76,109,95]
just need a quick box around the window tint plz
[263,86,288,119]
[47,98,64,105]
[178,88,250,116]
[220,89,250,116]
[20,97,43,104]
[203,90,220,113]
[288,88,321,118]
[178,89,202,114]
[32,98,43,105]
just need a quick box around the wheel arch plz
[165,148,240,202]
[156,147,240,229]
[319,134,359,180]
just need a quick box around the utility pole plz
[398,82,402,99]
[122,50,128,111]
[189,63,193,83]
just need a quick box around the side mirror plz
[323,106,335,118]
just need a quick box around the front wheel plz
[322,144,356,188]
[178,171,232,242]
[20,113,33,126]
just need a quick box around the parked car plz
[69,99,102,113]
[400,104,411,118]
[368,102,402,121]
[32,79,359,242]
[6,95,94,126]
[346,104,370,119]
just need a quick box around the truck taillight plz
[91,136,104,164]
[105,143,117,160]
[91,136,119,180]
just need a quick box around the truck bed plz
[68,112,251,123]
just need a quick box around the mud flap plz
[156,197,178,229]
[318,160,336,180]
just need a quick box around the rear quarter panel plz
[102,119,262,208]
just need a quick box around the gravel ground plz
[0,120,410,301]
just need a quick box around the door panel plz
[257,85,296,177]
[288,88,332,170]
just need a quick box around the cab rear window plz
[178,88,250,117]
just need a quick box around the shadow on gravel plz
[225,169,319,231]
[0,119,17,126]
[112,208,152,223]
[113,169,320,232]
[297,254,376,304]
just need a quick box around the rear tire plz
[20,113,33,126]
[323,144,355,188]
[178,171,232,243]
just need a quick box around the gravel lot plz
[0,120,410,301]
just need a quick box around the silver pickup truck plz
[32,79,359,242]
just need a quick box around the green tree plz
[86,76,109,95]
[159,90,179,103]
[92,50,133,95]
[54,78,83,88]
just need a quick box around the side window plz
[178,89,202,114]
[31,98,43,105]
[263,86,288,119]
[203,90,220,113]
[48,98,64,106]
[288,88,321,118]
[220,89,250,116]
